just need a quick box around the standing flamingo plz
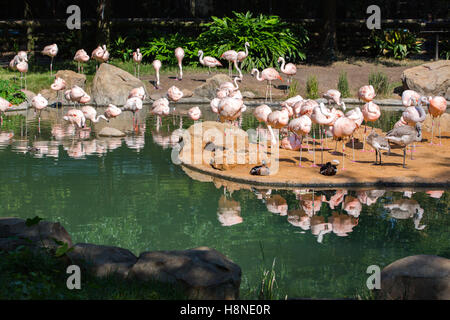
[174,47,184,81]
[73,49,90,73]
[81,106,108,125]
[91,45,109,69]
[251,68,283,102]
[323,89,346,111]
[358,85,376,102]
[366,131,390,165]
[361,101,381,151]
[344,107,364,162]
[63,109,86,129]
[151,98,170,130]
[41,44,58,75]
[386,123,422,168]
[152,60,162,89]
[31,94,48,130]
[167,86,184,102]
[253,104,272,141]
[330,116,358,170]
[427,96,447,145]
[128,87,146,101]
[132,48,143,79]
[104,104,122,120]
[16,60,28,90]
[188,106,202,121]
[9,51,27,83]
[401,90,421,107]
[221,49,238,77]
[51,77,66,104]
[311,103,336,166]
[266,108,290,145]
[288,115,312,167]
[278,57,297,91]
[198,50,222,74]
[122,97,143,131]
[0,97,12,126]
[237,42,250,71]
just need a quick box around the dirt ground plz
[179,121,450,187]
[140,60,422,101]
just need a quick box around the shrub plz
[364,29,423,60]
[368,71,394,97]
[306,75,319,99]
[111,36,133,62]
[0,80,27,105]
[197,11,308,72]
[440,39,450,60]
[337,71,351,98]
[287,80,300,98]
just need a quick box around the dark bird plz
[386,123,422,168]
[319,161,337,176]
[366,130,391,165]
[250,161,270,176]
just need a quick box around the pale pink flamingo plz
[253,104,272,141]
[221,49,238,77]
[31,94,48,127]
[167,86,183,102]
[281,95,303,110]
[66,85,90,106]
[81,106,108,125]
[132,48,143,78]
[311,103,336,165]
[218,97,245,123]
[104,104,122,120]
[358,85,376,102]
[122,97,143,131]
[210,98,220,116]
[16,60,28,90]
[152,60,162,89]
[323,89,346,111]
[427,96,447,145]
[296,99,318,117]
[9,51,27,83]
[91,45,109,69]
[128,86,146,100]
[330,116,358,170]
[281,134,302,151]
[198,50,222,74]
[237,42,250,69]
[278,57,297,91]
[288,115,312,167]
[401,103,426,154]
[63,109,86,129]
[386,123,422,167]
[41,44,58,75]
[361,101,381,151]
[51,77,66,103]
[251,68,283,102]
[73,49,90,73]
[266,108,290,145]
[174,47,185,80]
[344,107,364,161]
[0,97,12,126]
[401,90,421,107]
[151,98,170,130]
[188,106,202,121]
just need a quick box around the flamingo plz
[81,106,108,125]
[253,104,272,141]
[266,108,290,145]
[237,42,250,70]
[288,115,312,167]
[426,96,447,145]
[73,49,90,73]
[132,48,143,78]
[323,89,346,111]
[151,98,170,130]
[251,68,283,102]
[198,50,222,74]
[128,86,146,101]
[152,60,162,89]
[0,97,12,126]
[386,123,422,168]
[51,77,66,104]
[167,86,183,102]
[122,97,143,131]
[401,90,421,107]
[361,101,381,151]
[41,44,58,75]
[104,104,122,120]
[366,131,390,165]
[311,103,336,166]
[278,57,297,91]
[63,109,86,129]
[188,106,202,121]
[174,47,184,81]
[344,107,364,160]
[210,98,220,117]
[66,86,90,105]
[401,103,426,155]
[9,51,27,84]
[358,85,376,102]
[31,94,48,127]
[218,97,245,123]
[282,95,303,110]
[91,45,109,69]
[221,49,238,77]
[16,60,28,90]
[330,116,358,170]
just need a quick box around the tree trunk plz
[321,0,337,62]
[24,0,34,53]
[96,0,111,47]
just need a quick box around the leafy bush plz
[0,80,27,105]
[364,29,423,60]
[111,36,133,62]
[287,80,300,98]
[197,11,308,71]
[368,71,394,97]
[306,75,319,99]
[440,39,450,60]
[337,71,351,98]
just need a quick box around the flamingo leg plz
[342,141,346,170]
[311,127,317,167]
[267,125,277,145]
[320,125,324,165]
[352,136,355,162]
[430,118,434,145]
[438,116,442,146]
[50,57,53,76]
[403,148,406,168]
[299,135,303,167]
[362,124,367,152]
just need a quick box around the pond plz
[0,105,448,299]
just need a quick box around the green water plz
[0,106,448,299]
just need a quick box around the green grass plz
[0,245,186,300]
[368,71,395,97]
[306,75,319,99]
[337,71,351,98]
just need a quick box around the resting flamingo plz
[288,115,312,167]
[278,57,297,90]
[122,97,143,131]
[0,97,12,126]
[128,86,146,101]
[132,48,143,78]
[188,106,202,121]
[174,47,184,81]
[63,109,86,129]
[401,90,421,107]
[152,60,162,89]
[344,107,364,162]
[330,116,358,170]
[91,45,109,69]
[31,94,48,127]
[218,97,245,123]
[253,104,272,141]
[198,50,222,74]
[266,108,290,145]
[358,85,376,102]
[16,60,28,90]
[323,89,346,111]
[251,68,283,102]
[361,101,381,151]
[74,49,89,73]
[426,96,447,145]
[104,104,122,120]
[41,44,58,75]
[311,103,336,166]
[167,86,184,102]
[151,98,170,129]
[51,77,66,104]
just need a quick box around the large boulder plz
[194,74,233,99]
[91,63,149,106]
[54,69,86,89]
[128,247,242,299]
[0,217,72,251]
[68,243,138,278]
[379,255,450,300]
[402,60,450,100]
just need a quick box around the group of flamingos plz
[2,42,448,172]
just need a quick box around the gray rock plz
[98,127,126,137]
[54,69,87,90]
[242,91,256,99]
[379,255,450,300]
[68,243,138,278]
[0,217,72,251]
[128,246,241,299]
[194,74,233,99]
[91,63,149,106]
[150,93,164,101]
[20,89,36,103]
[402,60,450,100]
[182,89,193,98]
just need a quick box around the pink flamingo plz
[122,97,143,131]
[210,98,220,116]
[174,47,185,80]
[266,108,290,145]
[278,57,297,91]
[66,86,90,105]
[41,44,58,75]
[151,98,170,130]
[251,68,283,102]
[0,97,12,126]
[237,42,250,69]
[74,49,90,73]
[330,116,358,170]
[81,106,108,125]
[427,96,447,145]
[16,60,28,90]
[282,95,303,110]
[218,97,246,124]
[51,77,66,103]
[104,104,122,120]
[358,85,376,102]
[253,104,272,140]
[344,107,364,161]
[128,87,146,100]
[221,49,238,77]
[198,50,222,74]
[323,89,346,111]
[311,102,336,165]
[167,86,183,102]
[296,99,317,117]
[401,90,421,107]
[132,48,143,78]
[361,101,381,151]
[63,109,86,129]
[91,45,109,69]
[152,60,162,89]
[288,115,312,167]
[188,106,202,121]
[9,51,28,83]
[401,103,426,155]
[31,94,48,123]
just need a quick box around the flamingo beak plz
[278,76,283,82]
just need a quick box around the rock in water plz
[98,127,126,137]
[91,63,149,106]
[194,74,233,99]
[55,70,86,89]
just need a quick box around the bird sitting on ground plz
[366,131,391,165]
[250,161,270,176]
[319,161,338,176]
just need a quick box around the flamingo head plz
[198,50,203,56]
[277,57,283,63]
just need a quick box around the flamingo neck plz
[199,51,204,64]
[279,58,286,72]
[254,69,262,81]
